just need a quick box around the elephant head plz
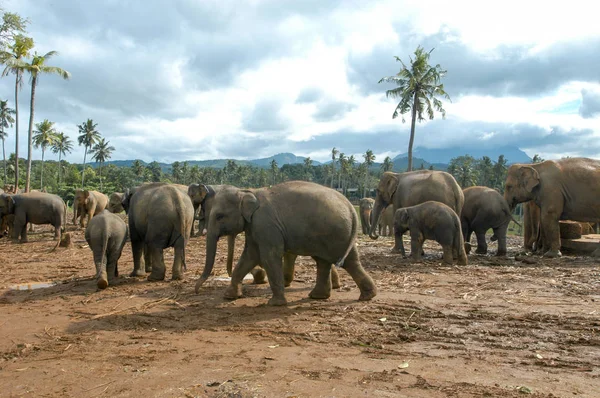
[504,165,540,211]
[0,194,15,217]
[369,172,399,239]
[121,189,133,214]
[187,184,210,207]
[107,192,124,213]
[393,208,410,236]
[196,187,257,288]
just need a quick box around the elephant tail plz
[335,204,359,268]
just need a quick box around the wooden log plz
[559,221,582,239]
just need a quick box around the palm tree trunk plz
[14,72,19,189]
[407,91,418,172]
[330,163,334,188]
[2,135,6,185]
[81,146,87,188]
[99,162,103,190]
[40,147,44,190]
[25,76,37,192]
[58,152,62,186]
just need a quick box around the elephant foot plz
[359,287,377,301]
[267,296,287,306]
[251,268,267,284]
[130,269,146,277]
[410,255,423,263]
[464,243,472,255]
[171,273,183,281]
[97,271,108,289]
[543,250,562,258]
[496,251,507,257]
[19,239,28,244]
[331,273,341,290]
[390,247,402,254]
[475,247,488,255]
[308,288,331,300]
[224,284,243,300]
[144,266,152,273]
[147,272,166,282]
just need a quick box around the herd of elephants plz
[0,157,599,306]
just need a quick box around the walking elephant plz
[394,201,467,265]
[125,183,194,280]
[0,192,66,244]
[461,186,519,256]
[359,198,375,235]
[73,189,109,228]
[504,157,600,257]
[195,181,377,306]
[370,170,464,255]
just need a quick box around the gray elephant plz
[359,198,374,235]
[394,201,467,265]
[504,158,600,257]
[85,210,128,289]
[195,181,377,306]
[522,200,544,253]
[0,192,66,244]
[107,192,125,213]
[370,170,464,255]
[377,205,394,237]
[461,186,519,256]
[73,189,109,228]
[124,182,194,280]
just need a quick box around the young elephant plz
[73,189,109,228]
[377,205,394,236]
[195,181,377,306]
[106,192,124,213]
[394,201,467,265]
[461,186,520,256]
[358,197,375,235]
[85,210,128,289]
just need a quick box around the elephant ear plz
[399,209,409,225]
[240,192,259,223]
[197,184,210,203]
[83,190,90,198]
[7,195,15,214]
[519,166,540,193]
[381,172,399,204]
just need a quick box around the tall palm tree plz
[0,100,16,184]
[77,119,101,187]
[23,51,70,191]
[379,46,450,172]
[89,138,115,191]
[330,147,338,188]
[131,159,145,184]
[381,156,394,173]
[32,119,57,190]
[303,156,313,181]
[337,152,346,190]
[0,34,34,189]
[270,159,278,185]
[51,132,73,186]
[363,149,375,196]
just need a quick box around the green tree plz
[181,161,189,184]
[492,155,508,190]
[330,147,338,188]
[448,155,478,188]
[1,34,33,189]
[476,156,493,187]
[0,99,15,184]
[32,119,57,190]
[23,50,70,192]
[0,12,28,49]
[77,119,101,187]
[148,161,162,182]
[131,160,145,184]
[51,132,73,186]
[189,164,200,183]
[270,159,278,185]
[363,149,375,196]
[171,161,181,183]
[428,165,434,170]
[379,46,450,172]
[532,154,544,163]
[337,152,346,190]
[381,156,393,173]
[303,156,313,181]
[89,138,115,190]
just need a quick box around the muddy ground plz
[0,216,598,398]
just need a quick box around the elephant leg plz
[171,236,185,281]
[309,257,332,300]
[330,265,341,289]
[541,210,561,258]
[28,223,34,233]
[16,218,27,243]
[442,245,454,264]
[474,231,487,254]
[261,250,287,306]
[410,231,423,261]
[341,246,376,301]
[130,239,146,277]
[143,243,152,273]
[393,231,406,255]
[283,252,298,287]
[147,246,166,281]
[225,242,260,300]
[493,225,508,256]
[105,242,120,286]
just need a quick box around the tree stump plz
[59,232,73,248]
[559,221,582,239]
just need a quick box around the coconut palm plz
[77,119,101,187]
[0,100,16,184]
[32,119,57,190]
[379,46,450,171]
[270,159,278,185]
[363,149,375,196]
[330,147,338,188]
[381,156,394,173]
[0,34,34,189]
[303,156,313,181]
[89,138,115,190]
[51,132,73,186]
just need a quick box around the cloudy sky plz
[2,0,599,163]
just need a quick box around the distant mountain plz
[394,146,532,165]
[248,152,321,167]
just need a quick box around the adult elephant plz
[504,157,600,257]
[107,192,125,213]
[124,182,194,280]
[369,170,464,254]
[195,181,376,306]
[0,192,66,244]
[461,186,518,256]
[358,198,374,235]
[73,189,109,228]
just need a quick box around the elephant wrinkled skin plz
[73,189,109,228]
[195,181,376,306]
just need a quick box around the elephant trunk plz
[195,231,219,293]
[226,234,235,276]
[369,199,386,240]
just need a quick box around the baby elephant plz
[394,201,468,265]
[85,210,128,289]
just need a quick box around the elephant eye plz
[215,213,225,221]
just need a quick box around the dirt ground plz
[0,216,598,398]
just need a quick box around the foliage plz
[0,99,15,184]
[448,154,509,191]
[77,118,101,187]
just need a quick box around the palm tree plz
[89,138,115,190]
[381,156,394,173]
[363,149,375,196]
[337,152,346,190]
[32,119,57,190]
[131,159,145,183]
[379,46,450,172]
[330,147,338,188]
[77,119,101,187]
[270,159,278,185]
[51,132,73,186]
[0,34,34,189]
[0,100,16,184]
[303,156,313,181]
[23,50,71,192]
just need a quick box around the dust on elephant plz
[195,181,377,306]
[359,198,374,235]
[461,186,519,256]
[0,192,66,245]
[394,201,467,265]
[73,189,109,228]
[125,182,194,281]
[377,205,394,237]
[370,170,464,255]
[523,200,544,253]
[85,210,128,289]
[107,192,124,213]
[504,158,600,257]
